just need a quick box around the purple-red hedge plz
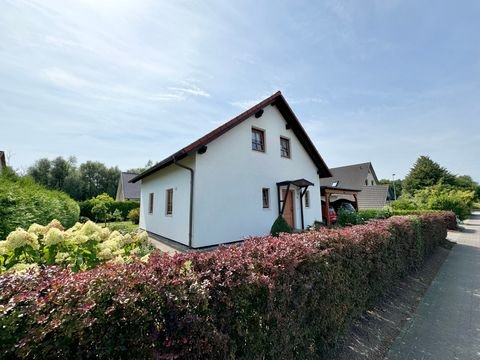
[0,212,451,359]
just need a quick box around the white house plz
[130,92,332,249]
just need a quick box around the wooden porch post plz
[353,193,359,211]
[325,190,331,226]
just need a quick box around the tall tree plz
[50,156,74,190]
[78,161,120,200]
[28,158,52,187]
[403,156,455,194]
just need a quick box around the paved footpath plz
[388,211,480,360]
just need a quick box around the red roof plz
[131,91,331,183]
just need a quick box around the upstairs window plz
[262,188,270,208]
[165,189,173,216]
[148,193,154,214]
[305,190,310,207]
[280,137,290,158]
[252,128,265,152]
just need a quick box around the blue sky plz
[1,0,479,181]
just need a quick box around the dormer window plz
[252,128,265,152]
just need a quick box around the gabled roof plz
[357,185,389,209]
[131,91,332,183]
[321,162,378,189]
[120,172,141,199]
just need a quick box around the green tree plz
[78,162,120,200]
[91,193,114,225]
[127,160,154,174]
[403,156,455,194]
[379,178,403,199]
[50,156,75,190]
[28,158,51,187]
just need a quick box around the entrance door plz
[282,189,295,228]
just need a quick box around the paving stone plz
[388,212,480,360]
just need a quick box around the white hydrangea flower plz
[28,223,47,236]
[140,254,150,263]
[97,248,113,260]
[113,249,125,257]
[10,263,39,273]
[6,228,39,251]
[108,255,125,264]
[44,228,65,247]
[0,241,8,255]
[79,221,103,237]
[46,219,64,231]
[69,234,89,244]
[133,231,149,244]
[55,252,70,264]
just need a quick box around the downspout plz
[173,156,194,248]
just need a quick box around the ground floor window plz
[165,189,173,215]
[262,188,270,208]
[305,190,310,207]
[148,192,154,214]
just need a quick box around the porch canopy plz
[277,178,314,230]
[321,186,361,225]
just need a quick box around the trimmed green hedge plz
[0,213,451,358]
[358,209,392,221]
[79,199,139,221]
[0,176,79,239]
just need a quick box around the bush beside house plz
[79,196,139,221]
[0,212,451,359]
[0,176,79,239]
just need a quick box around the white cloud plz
[41,67,89,89]
[169,86,211,98]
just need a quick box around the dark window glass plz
[280,137,290,158]
[252,128,265,152]
[262,188,270,208]
[166,189,173,215]
[149,193,154,214]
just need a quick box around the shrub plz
[0,176,79,239]
[79,198,139,221]
[0,212,452,358]
[128,208,140,225]
[358,209,392,221]
[391,196,418,210]
[0,220,151,273]
[270,215,292,236]
[414,184,474,220]
[336,209,364,226]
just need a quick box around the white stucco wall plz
[192,105,323,248]
[139,157,195,245]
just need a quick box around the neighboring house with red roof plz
[116,172,141,201]
[130,91,332,249]
[321,162,389,209]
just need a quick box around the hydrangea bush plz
[0,213,451,358]
[0,220,151,273]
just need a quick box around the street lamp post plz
[392,173,397,201]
